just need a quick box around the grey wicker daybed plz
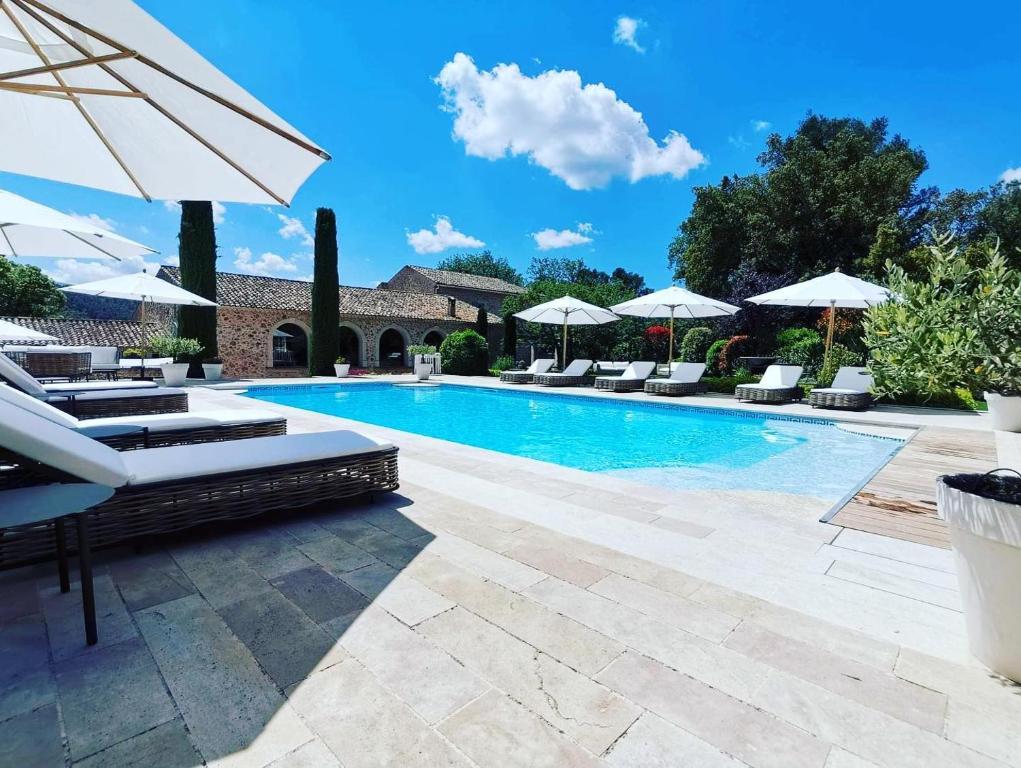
[0,399,399,643]
[644,363,708,396]
[733,365,804,404]
[500,358,555,384]
[808,367,875,411]
[593,362,656,392]
[533,359,593,387]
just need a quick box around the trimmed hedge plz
[679,326,713,364]
[440,329,489,375]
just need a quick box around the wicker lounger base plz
[52,392,189,420]
[594,378,647,392]
[734,385,804,403]
[98,419,287,450]
[0,447,399,570]
[533,375,589,387]
[808,391,873,410]
[644,380,709,396]
[499,372,535,384]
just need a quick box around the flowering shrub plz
[705,339,728,374]
[643,324,670,360]
[718,335,750,374]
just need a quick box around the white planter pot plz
[201,363,223,381]
[414,363,432,381]
[160,363,189,387]
[334,363,350,378]
[985,392,1021,432]
[937,478,1021,682]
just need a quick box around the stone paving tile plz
[827,560,962,611]
[340,564,455,626]
[265,738,342,768]
[55,636,177,761]
[945,699,1021,768]
[438,689,605,767]
[353,504,430,542]
[647,515,716,538]
[0,703,64,768]
[824,748,883,767]
[598,652,829,768]
[604,711,745,768]
[225,529,316,580]
[420,606,639,755]
[589,572,740,643]
[414,508,522,553]
[407,554,624,676]
[269,566,369,624]
[136,594,312,768]
[724,622,947,733]
[0,577,40,622]
[502,541,610,588]
[74,718,202,768]
[286,659,473,768]
[41,574,137,662]
[169,541,274,610]
[218,589,347,689]
[345,527,425,569]
[894,648,1021,718]
[752,669,1005,768]
[0,613,53,721]
[107,550,196,612]
[340,606,489,724]
[421,533,546,591]
[267,516,334,545]
[296,535,378,576]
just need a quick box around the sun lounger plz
[594,362,657,392]
[734,365,804,403]
[533,359,593,387]
[0,399,400,642]
[0,353,186,418]
[500,358,555,384]
[808,367,874,410]
[0,384,285,449]
[644,363,708,396]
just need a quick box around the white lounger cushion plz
[0,383,79,428]
[84,410,284,431]
[669,363,706,383]
[549,359,592,377]
[43,387,186,404]
[120,430,393,485]
[752,365,803,389]
[821,366,873,393]
[43,380,158,392]
[621,362,656,380]
[0,352,48,396]
[525,358,555,374]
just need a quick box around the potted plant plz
[334,356,350,377]
[981,349,1021,431]
[201,357,224,381]
[938,470,1021,682]
[149,336,203,387]
[409,344,437,381]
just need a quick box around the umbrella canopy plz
[0,188,155,260]
[0,318,59,342]
[745,269,892,367]
[611,286,740,363]
[514,296,618,367]
[0,0,328,205]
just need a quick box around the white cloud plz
[406,216,485,254]
[66,212,117,232]
[532,222,595,250]
[728,135,751,150]
[162,200,180,214]
[751,120,771,132]
[1000,167,1021,184]
[436,53,704,190]
[233,246,299,276]
[161,200,226,224]
[277,214,314,247]
[43,251,162,284]
[613,16,646,53]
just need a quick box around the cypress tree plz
[177,201,217,377]
[475,304,489,339]
[309,207,340,375]
[502,311,517,356]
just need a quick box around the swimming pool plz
[244,383,904,501]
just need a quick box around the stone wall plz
[442,287,509,316]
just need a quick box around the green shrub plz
[492,355,515,373]
[408,345,436,357]
[817,343,863,387]
[678,326,713,364]
[702,371,758,393]
[718,335,750,374]
[148,335,203,363]
[879,388,983,411]
[440,329,489,375]
[121,347,144,359]
[705,339,728,374]
[775,327,824,376]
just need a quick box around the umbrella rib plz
[0,2,153,201]
[62,231,125,262]
[0,50,138,82]
[16,0,332,162]
[0,226,19,257]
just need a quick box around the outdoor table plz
[0,483,115,646]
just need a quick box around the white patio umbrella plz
[0,318,59,342]
[514,295,618,368]
[61,270,216,371]
[0,0,328,205]
[0,188,155,260]
[611,286,740,363]
[745,269,892,368]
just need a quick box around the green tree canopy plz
[436,250,523,286]
[0,256,65,317]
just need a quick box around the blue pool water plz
[244,383,903,500]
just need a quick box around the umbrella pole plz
[562,315,568,370]
[140,297,148,380]
[823,299,836,373]
[668,307,675,367]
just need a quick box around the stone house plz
[381,265,524,316]
[158,267,503,378]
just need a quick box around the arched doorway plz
[423,329,445,349]
[338,325,362,366]
[378,328,407,368]
[272,322,308,368]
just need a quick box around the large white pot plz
[201,363,223,381]
[414,363,432,381]
[985,392,1021,432]
[937,477,1021,682]
[160,362,189,387]
[334,363,350,378]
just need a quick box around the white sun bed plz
[532,359,593,387]
[645,363,708,396]
[734,365,804,403]
[594,361,657,392]
[500,358,555,383]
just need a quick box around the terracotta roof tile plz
[406,266,525,294]
[0,316,152,347]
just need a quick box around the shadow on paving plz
[0,490,430,767]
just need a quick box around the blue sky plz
[4,0,1020,289]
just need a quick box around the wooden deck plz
[827,427,997,548]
